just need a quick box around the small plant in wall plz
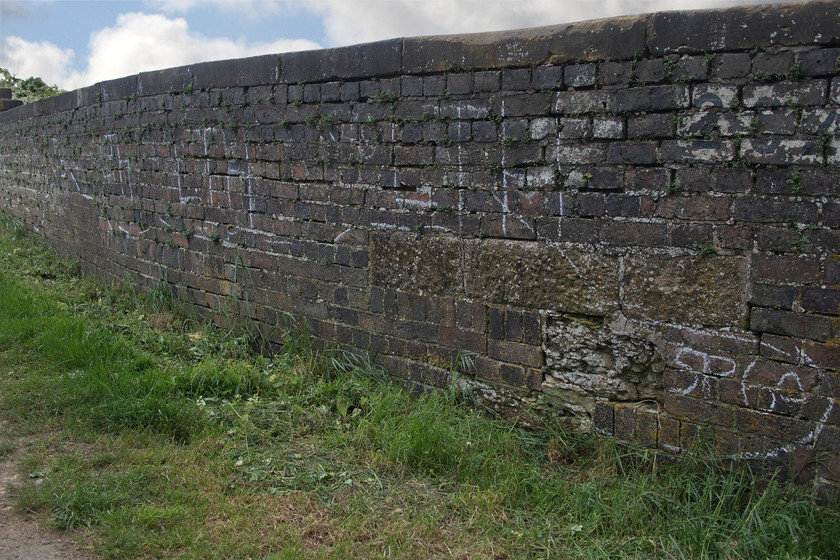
[373,89,399,103]
[699,242,716,257]
[786,172,803,194]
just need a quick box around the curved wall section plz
[1,0,839,496]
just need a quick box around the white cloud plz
[0,36,74,86]
[1,11,320,91]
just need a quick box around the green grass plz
[0,214,838,559]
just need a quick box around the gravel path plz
[0,422,95,560]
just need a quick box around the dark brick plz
[752,51,795,77]
[802,287,840,315]
[614,404,636,441]
[711,53,751,78]
[627,113,675,139]
[603,221,666,247]
[488,307,505,339]
[750,308,834,342]
[634,59,666,83]
[760,334,801,364]
[798,47,840,77]
[502,68,531,91]
[616,85,690,112]
[592,401,614,435]
[487,339,543,367]
[599,61,631,87]
[825,259,840,285]
[505,310,523,341]
[752,255,818,284]
[744,359,819,391]
[607,142,658,164]
[734,409,813,442]
[803,341,840,371]
[734,199,817,224]
[447,73,472,95]
[473,70,501,92]
[564,64,597,88]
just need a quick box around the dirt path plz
[0,422,95,560]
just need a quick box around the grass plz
[0,214,838,559]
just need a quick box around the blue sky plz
[1,0,784,91]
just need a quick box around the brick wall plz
[1,0,838,497]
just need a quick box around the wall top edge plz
[1,0,837,122]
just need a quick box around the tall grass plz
[2,215,838,559]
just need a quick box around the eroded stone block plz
[622,254,749,328]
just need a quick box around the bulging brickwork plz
[1,0,839,496]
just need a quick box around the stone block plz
[281,39,401,82]
[370,232,463,296]
[464,239,619,314]
[750,308,834,342]
[648,1,840,54]
[623,254,749,328]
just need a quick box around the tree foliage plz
[0,68,64,103]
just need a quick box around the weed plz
[278,118,290,130]
[372,90,399,103]
[753,70,774,82]
[787,61,804,80]
[699,242,716,256]
[786,172,803,194]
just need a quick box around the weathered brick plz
[750,307,834,342]
[487,339,543,368]
[734,409,814,443]
[592,401,614,435]
[553,90,614,114]
[760,334,801,364]
[692,84,739,109]
[752,254,819,284]
[797,47,840,77]
[616,85,690,112]
[803,341,840,372]
[802,287,840,315]
[734,199,817,224]
[564,63,597,88]
[627,113,675,139]
[743,81,827,107]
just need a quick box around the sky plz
[1,0,790,92]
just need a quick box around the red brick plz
[438,326,486,354]
[751,255,819,284]
[487,339,543,367]
[759,334,801,364]
[734,409,814,442]
[743,358,819,391]
[664,393,733,427]
[750,307,834,342]
[803,341,840,371]
[801,397,840,425]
